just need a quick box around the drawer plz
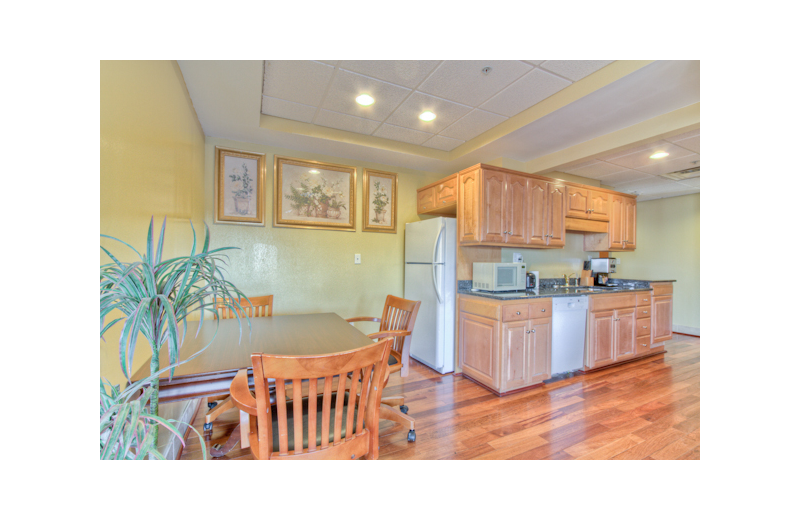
[502,304,529,322]
[652,283,673,296]
[435,177,457,208]
[590,293,636,312]
[417,187,435,213]
[636,337,651,353]
[528,299,552,319]
[637,318,651,337]
[636,306,651,319]
[636,291,653,306]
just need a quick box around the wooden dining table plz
[130,313,374,456]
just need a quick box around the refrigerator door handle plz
[431,223,444,304]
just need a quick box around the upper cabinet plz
[417,174,457,216]
[566,186,610,221]
[584,194,637,251]
[458,166,566,249]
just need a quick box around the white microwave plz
[473,263,527,292]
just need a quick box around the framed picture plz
[214,147,266,226]
[274,156,357,231]
[362,169,397,233]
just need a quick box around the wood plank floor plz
[180,333,699,460]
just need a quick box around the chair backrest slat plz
[274,378,289,455]
[292,379,304,454]
[320,376,332,449]
[216,295,273,320]
[333,373,346,444]
[307,378,318,453]
[379,296,421,356]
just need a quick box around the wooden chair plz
[346,295,421,442]
[204,295,274,450]
[229,339,392,460]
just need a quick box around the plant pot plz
[233,196,251,215]
[316,202,329,218]
[374,209,386,223]
[327,207,341,219]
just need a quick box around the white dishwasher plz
[551,296,589,376]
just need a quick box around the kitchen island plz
[457,279,674,395]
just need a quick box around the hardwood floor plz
[180,333,699,460]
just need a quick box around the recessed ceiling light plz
[355,94,374,106]
[419,111,436,122]
[650,152,670,159]
[308,169,320,174]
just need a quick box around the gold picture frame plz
[214,147,266,226]
[274,156,357,231]
[362,169,397,234]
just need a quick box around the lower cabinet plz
[459,296,552,395]
[586,307,636,369]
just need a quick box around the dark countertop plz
[457,279,675,301]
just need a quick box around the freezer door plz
[405,217,445,264]
[404,262,444,371]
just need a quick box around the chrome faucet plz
[564,273,575,287]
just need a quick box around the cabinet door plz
[481,169,506,243]
[652,295,673,343]
[566,186,590,219]
[527,178,548,246]
[609,195,625,249]
[418,187,435,213]
[459,311,499,389]
[505,173,528,245]
[502,321,528,391]
[614,308,637,361]
[587,310,615,369]
[435,177,457,208]
[458,170,480,244]
[589,190,610,221]
[527,318,551,385]
[547,183,566,247]
[623,197,636,249]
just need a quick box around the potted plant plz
[100,217,251,448]
[371,181,389,224]
[228,162,254,215]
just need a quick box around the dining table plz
[129,312,374,457]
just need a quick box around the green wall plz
[204,137,443,334]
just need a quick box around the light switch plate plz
[355,254,361,264]
[513,253,523,263]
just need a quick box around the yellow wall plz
[100,60,206,386]
[614,194,700,332]
[203,137,444,334]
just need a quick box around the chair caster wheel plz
[400,405,408,414]
[208,401,218,410]
[203,422,213,432]
[407,430,416,442]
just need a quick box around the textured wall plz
[204,137,444,334]
[100,61,206,386]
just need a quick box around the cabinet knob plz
[643,310,648,314]
[643,326,648,329]
[643,298,648,302]
[541,309,546,312]
[526,330,530,334]
[516,311,520,315]
[641,344,646,347]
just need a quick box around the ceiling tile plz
[563,160,631,179]
[320,69,411,121]
[636,153,699,175]
[417,60,532,107]
[604,140,695,169]
[597,169,653,185]
[384,92,472,134]
[637,188,699,202]
[480,68,571,117]
[523,60,545,66]
[664,129,699,142]
[678,177,700,188]
[539,60,614,81]
[261,96,317,123]
[373,123,434,145]
[669,134,699,153]
[263,61,335,106]
[339,60,440,88]
[316,60,340,66]
[314,109,380,135]
[422,135,464,152]
[439,109,507,141]
[612,176,679,195]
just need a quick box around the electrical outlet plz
[513,253,523,263]
[616,258,621,265]
[355,254,361,264]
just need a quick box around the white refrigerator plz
[404,217,456,374]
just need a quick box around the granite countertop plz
[457,279,675,301]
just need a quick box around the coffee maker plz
[590,258,616,286]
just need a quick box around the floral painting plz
[274,156,356,231]
[363,169,397,233]
[215,147,266,226]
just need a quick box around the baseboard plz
[673,324,700,336]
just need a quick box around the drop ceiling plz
[179,60,700,201]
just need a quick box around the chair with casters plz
[203,295,274,452]
[346,295,421,442]
[229,339,392,460]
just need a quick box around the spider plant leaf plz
[154,295,180,379]
[100,246,124,268]
[101,402,130,459]
[119,297,150,381]
[100,234,144,261]
[145,216,154,265]
[189,220,197,258]
[119,400,141,456]
[140,413,183,443]
[202,222,210,253]
[155,217,166,264]
[100,316,125,340]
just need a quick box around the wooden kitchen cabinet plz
[566,186,610,222]
[417,174,456,216]
[459,295,552,395]
[651,283,674,344]
[583,194,637,252]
